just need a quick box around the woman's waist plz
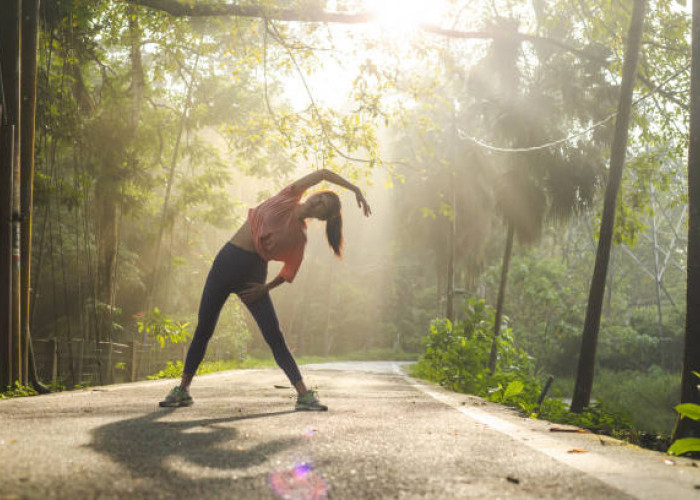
[229,220,257,253]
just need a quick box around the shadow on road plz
[89,408,299,495]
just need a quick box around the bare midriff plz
[229,220,257,253]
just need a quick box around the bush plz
[552,367,680,436]
[413,298,540,398]
[413,298,635,444]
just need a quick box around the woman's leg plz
[180,282,229,391]
[244,293,305,393]
[179,244,243,390]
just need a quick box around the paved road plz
[0,361,698,499]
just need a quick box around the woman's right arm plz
[291,169,371,216]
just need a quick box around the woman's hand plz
[238,282,268,304]
[355,190,372,217]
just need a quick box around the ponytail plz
[326,213,343,257]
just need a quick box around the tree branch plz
[123,0,607,64]
[124,0,375,22]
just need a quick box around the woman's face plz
[306,193,336,220]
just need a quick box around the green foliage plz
[414,298,539,397]
[584,368,679,435]
[667,438,700,457]
[148,360,186,380]
[488,380,524,404]
[674,403,700,422]
[413,298,634,439]
[137,307,192,349]
[667,373,700,456]
[0,382,38,399]
[48,380,66,392]
[538,399,633,436]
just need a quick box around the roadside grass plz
[148,348,420,380]
[550,368,679,445]
[0,349,418,399]
[408,301,679,453]
[410,361,675,452]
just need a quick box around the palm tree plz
[465,17,604,374]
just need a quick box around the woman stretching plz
[160,169,371,411]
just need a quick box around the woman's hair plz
[319,191,343,257]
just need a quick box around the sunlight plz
[367,0,446,34]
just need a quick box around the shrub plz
[414,298,539,397]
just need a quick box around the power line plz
[457,64,690,153]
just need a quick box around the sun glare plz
[368,0,446,34]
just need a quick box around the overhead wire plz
[457,63,690,153]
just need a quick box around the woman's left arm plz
[238,276,285,304]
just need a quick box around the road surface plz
[0,361,698,499]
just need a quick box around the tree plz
[571,0,647,413]
[673,0,700,441]
[20,0,46,391]
[0,0,21,389]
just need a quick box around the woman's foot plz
[295,390,328,411]
[159,386,193,407]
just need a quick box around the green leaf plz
[503,380,524,401]
[667,438,700,456]
[675,403,700,421]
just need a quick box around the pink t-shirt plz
[248,185,307,283]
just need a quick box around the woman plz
[160,168,371,411]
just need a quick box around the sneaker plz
[159,386,193,408]
[295,390,328,412]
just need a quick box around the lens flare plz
[269,462,328,500]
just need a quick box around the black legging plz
[183,242,302,385]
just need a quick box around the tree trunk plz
[445,211,455,323]
[0,122,13,389]
[20,0,45,391]
[1,0,23,387]
[446,115,457,322]
[489,223,514,374]
[435,249,445,316]
[145,51,199,310]
[93,9,144,384]
[603,247,614,319]
[94,176,118,384]
[571,0,646,413]
[673,0,700,442]
[0,6,17,385]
